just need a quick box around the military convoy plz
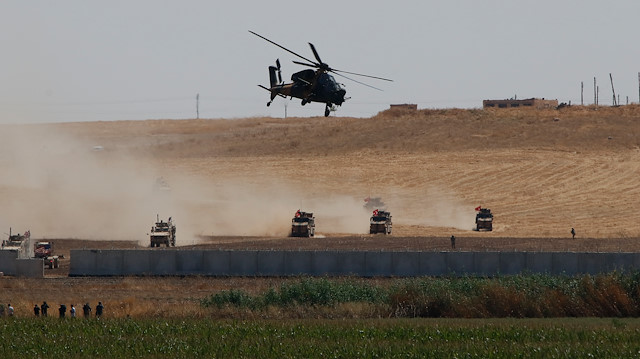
[475,207,493,231]
[369,209,392,234]
[149,215,176,247]
[290,210,315,237]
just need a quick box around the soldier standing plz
[96,302,104,318]
[70,304,76,318]
[450,235,456,249]
[34,304,40,317]
[7,304,14,317]
[41,301,49,317]
[82,303,91,318]
[58,304,66,318]
[571,228,576,239]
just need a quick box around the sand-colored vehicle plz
[291,210,315,237]
[150,216,176,247]
[370,209,392,234]
[475,207,493,231]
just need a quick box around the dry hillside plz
[1,105,640,242]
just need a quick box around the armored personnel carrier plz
[475,207,493,231]
[369,209,392,234]
[149,215,176,247]
[1,228,32,258]
[291,210,315,237]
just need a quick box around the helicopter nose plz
[334,89,346,104]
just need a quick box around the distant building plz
[390,104,418,110]
[483,98,558,109]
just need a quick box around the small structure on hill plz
[389,104,417,111]
[483,98,558,109]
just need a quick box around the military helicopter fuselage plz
[250,31,391,117]
[270,68,346,105]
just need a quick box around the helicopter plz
[249,31,392,117]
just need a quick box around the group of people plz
[25,301,104,318]
[0,304,15,316]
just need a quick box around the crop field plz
[1,318,640,358]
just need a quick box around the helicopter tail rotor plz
[268,65,278,88]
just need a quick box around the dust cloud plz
[382,186,476,231]
[0,125,369,244]
[0,125,475,244]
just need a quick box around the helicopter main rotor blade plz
[292,60,318,68]
[332,71,385,91]
[308,43,324,67]
[332,68,393,82]
[249,31,318,67]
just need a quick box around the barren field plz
[1,105,640,315]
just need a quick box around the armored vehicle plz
[291,210,315,237]
[370,209,392,234]
[34,241,60,269]
[1,229,32,258]
[150,216,176,247]
[475,208,493,231]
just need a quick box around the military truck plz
[1,228,32,258]
[34,241,60,269]
[475,207,493,231]
[369,209,392,234]
[149,215,176,247]
[291,210,315,237]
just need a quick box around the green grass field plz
[1,318,640,358]
[201,274,640,318]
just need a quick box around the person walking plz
[82,303,91,318]
[70,304,76,318]
[450,235,456,249]
[41,301,49,317]
[96,302,104,318]
[34,304,40,317]
[571,228,576,239]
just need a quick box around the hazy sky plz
[1,1,639,123]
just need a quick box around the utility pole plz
[638,72,640,103]
[581,81,584,105]
[610,73,617,106]
[593,77,597,105]
[196,93,200,119]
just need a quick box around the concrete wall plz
[0,250,43,278]
[70,249,640,277]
